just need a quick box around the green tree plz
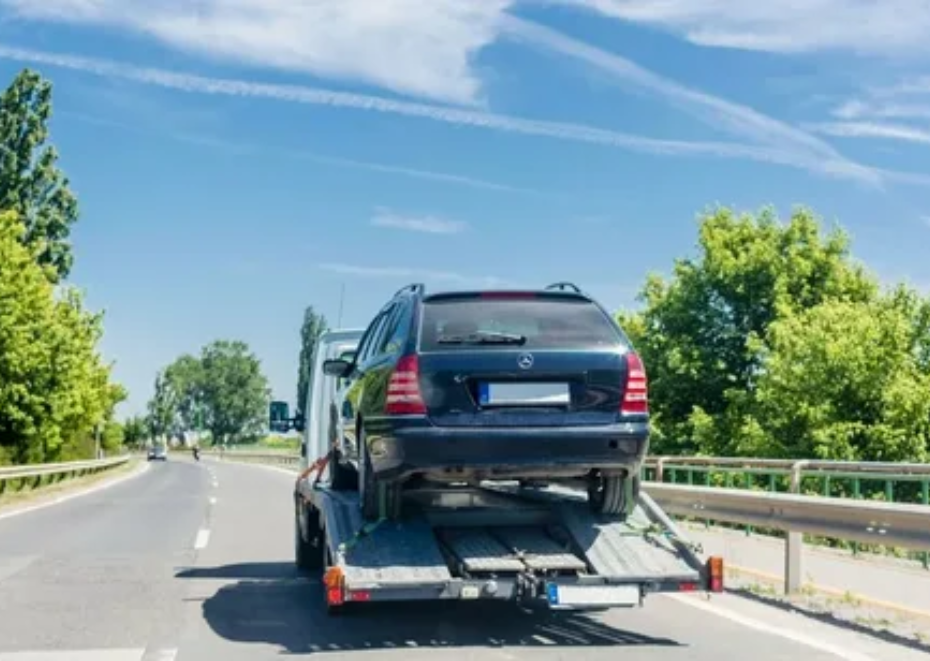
[297,306,328,415]
[146,370,179,441]
[164,354,205,431]
[620,206,878,454]
[0,69,79,282]
[0,211,120,464]
[199,340,271,445]
[744,298,930,462]
[123,415,147,448]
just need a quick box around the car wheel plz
[358,432,401,521]
[588,472,639,519]
[359,433,378,520]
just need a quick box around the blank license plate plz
[546,584,641,607]
[478,382,570,406]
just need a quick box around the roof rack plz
[392,283,425,299]
[545,282,583,294]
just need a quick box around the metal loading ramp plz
[438,527,587,573]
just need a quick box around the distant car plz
[324,282,650,521]
[147,446,168,461]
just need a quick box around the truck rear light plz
[385,354,427,415]
[620,352,649,415]
[346,590,371,602]
[707,556,724,593]
[677,582,698,592]
[324,566,345,606]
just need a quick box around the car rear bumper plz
[367,421,649,481]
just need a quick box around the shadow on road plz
[176,562,682,655]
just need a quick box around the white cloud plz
[810,121,930,145]
[0,44,883,182]
[0,0,512,105]
[370,209,467,234]
[318,262,509,288]
[503,16,876,183]
[552,1,930,56]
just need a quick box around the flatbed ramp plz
[313,485,708,606]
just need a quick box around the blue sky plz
[1,1,930,416]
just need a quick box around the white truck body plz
[300,328,364,471]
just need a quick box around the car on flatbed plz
[323,282,650,521]
[289,325,724,615]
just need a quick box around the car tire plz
[588,472,639,519]
[295,501,324,571]
[358,430,400,521]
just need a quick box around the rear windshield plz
[419,297,625,351]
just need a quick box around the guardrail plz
[0,456,131,494]
[212,450,930,594]
[207,449,301,469]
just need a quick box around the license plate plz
[478,382,570,406]
[546,583,641,607]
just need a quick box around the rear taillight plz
[385,354,427,415]
[621,352,648,415]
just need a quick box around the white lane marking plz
[211,481,219,488]
[141,648,178,661]
[667,594,879,661]
[0,650,145,660]
[194,528,211,550]
[0,462,151,522]
[209,497,217,505]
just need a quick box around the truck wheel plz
[295,502,323,571]
[588,473,639,519]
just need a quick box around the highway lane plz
[0,455,924,660]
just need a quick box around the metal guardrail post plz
[785,460,809,594]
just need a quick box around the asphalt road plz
[0,456,922,661]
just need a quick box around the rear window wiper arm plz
[436,331,527,345]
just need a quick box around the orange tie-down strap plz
[295,453,332,503]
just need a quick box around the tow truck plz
[277,329,724,615]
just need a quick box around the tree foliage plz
[0,69,79,282]
[122,415,147,448]
[146,340,271,445]
[0,212,122,464]
[621,206,928,462]
[296,306,328,414]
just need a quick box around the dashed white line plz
[209,496,217,505]
[194,528,211,550]
[141,648,178,661]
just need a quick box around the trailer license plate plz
[546,584,640,607]
[478,382,570,406]
[461,585,480,599]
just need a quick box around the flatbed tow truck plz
[286,328,723,614]
[294,457,723,614]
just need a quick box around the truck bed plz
[309,482,706,606]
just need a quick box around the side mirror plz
[292,412,306,433]
[323,359,352,377]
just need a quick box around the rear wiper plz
[437,331,527,345]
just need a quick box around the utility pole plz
[94,423,102,459]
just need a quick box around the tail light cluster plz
[385,354,427,415]
[620,352,649,415]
